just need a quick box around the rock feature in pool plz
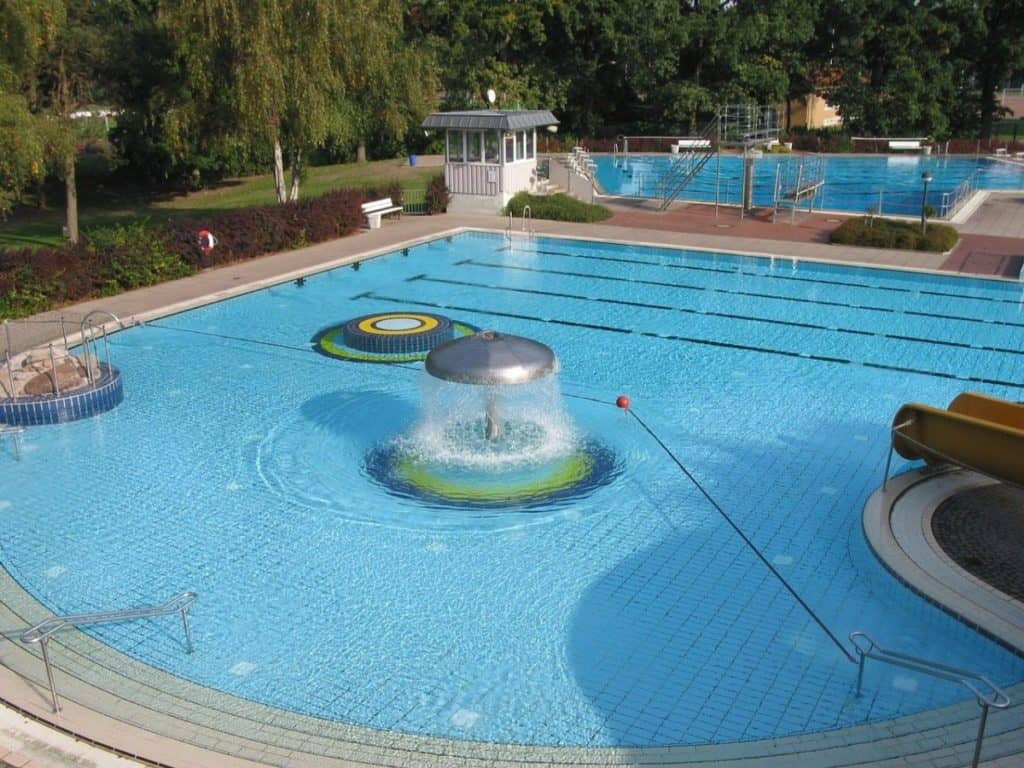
[366,331,617,510]
[0,346,124,426]
[312,312,478,363]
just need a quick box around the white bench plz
[361,197,402,229]
[889,140,922,152]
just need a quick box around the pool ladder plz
[504,207,535,239]
[850,631,1009,768]
[521,205,534,236]
[0,424,24,459]
[20,590,197,712]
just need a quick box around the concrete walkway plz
[3,203,987,355]
[3,199,1024,768]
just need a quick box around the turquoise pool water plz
[2,231,1023,747]
[594,154,1024,215]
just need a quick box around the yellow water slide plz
[948,391,1024,431]
[891,392,1024,486]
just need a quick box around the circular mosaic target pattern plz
[364,437,619,511]
[313,312,477,363]
[344,312,453,354]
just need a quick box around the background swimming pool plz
[594,154,1024,216]
[2,231,1023,747]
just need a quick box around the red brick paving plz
[942,233,1024,278]
[604,200,842,244]
[602,200,1023,278]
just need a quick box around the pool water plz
[594,154,1024,215]
[2,231,1023,747]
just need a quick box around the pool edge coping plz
[4,218,1024,767]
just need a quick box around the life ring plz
[197,229,217,255]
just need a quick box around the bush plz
[0,186,369,319]
[425,174,449,214]
[0,243,98,318]
[84,222,193,294]
[505,192,612,223]
[162,188,365,269]
[829,216,959,252]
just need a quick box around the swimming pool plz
[2,231,1023,748]
[594,154,1024,216]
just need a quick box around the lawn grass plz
[0,157,440,249]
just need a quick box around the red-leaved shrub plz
[1,184,375,319]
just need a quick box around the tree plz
[162,0,434,203]
[406,0,568,112]
[942,0,1024,139]
[0,92,48,218]
[0,0,118,240]
[819,0,962,138]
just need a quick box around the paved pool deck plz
[3,194,1024,768]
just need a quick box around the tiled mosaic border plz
[0,364,123,426]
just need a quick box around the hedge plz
[829,216,959,252]
[0,182,419,320]
[504,192,612,223]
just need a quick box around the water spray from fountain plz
[365,329,616,511]
[424,330,560,445]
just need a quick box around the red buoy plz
[616,395,631,410]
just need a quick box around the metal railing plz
[20,591,197,712]
[521,205,534,236]
[0,423,24,459]
[79,310,124,387]
[3,311,127,399]
[400,188,428,215]
[850,632,1009,768]
[772,156,826,223]
[938,168,982,219]
[657,115,719,210]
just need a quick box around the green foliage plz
[0,93,48,217]
[504,193,612,223]
[829,216,959,252]
[0,183,371,319]
[425,174,449,214]
[156,0,435,202]
[83,221,192,293]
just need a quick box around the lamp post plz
[920,171,933,234]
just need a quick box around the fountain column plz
[425,330,559,441]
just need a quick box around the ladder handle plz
[849,631,1009,709]
[21,591,198,644]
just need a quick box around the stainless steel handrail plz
[20,590,197,712]
[0,424,25,460]
[79,309,125,385]
[521,205,534,236]
[850,631,1009,768]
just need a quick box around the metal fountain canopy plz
[425,331,559,385]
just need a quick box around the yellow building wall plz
[782,94,842,130]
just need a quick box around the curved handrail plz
[849,631,1009,709]
[21,590,197,644]
[79,309,126,385]
[20,590,197,712]
[80,309,125,330]
[850,630,1009,768]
